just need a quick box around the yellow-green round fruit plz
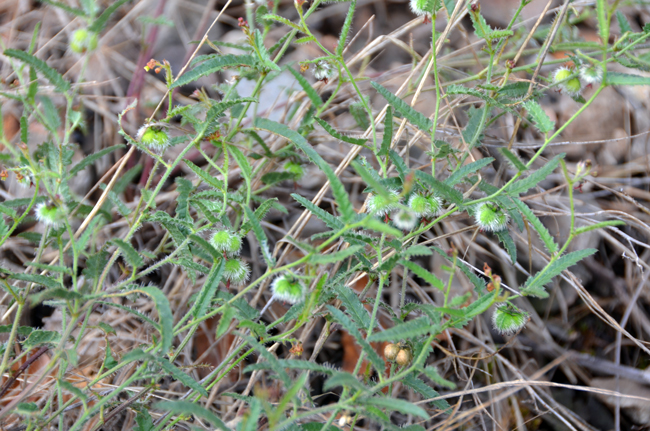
[70,29,98,53]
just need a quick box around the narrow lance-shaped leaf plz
[378,107,393,156]
[244,206,275,267]
[523,100,554,134]
[499,148,528,172]
[511,198,558,254]
[4,49,70,92]
[88,0,129,33]
[171,55,257,88]
[110,239,143,269]
[310,245,363,264]
[371,82,433,133]
[315,117,368,147]
[137,286,174,355]
[255,118,356,223]
[291,193,344,230]
[336,0,357,56]
[445,157,494,187]
[522,248,597,298]
[192,259,225,319]
[367,316,431,342]
[288,66,322,108]
[401,260,444,290]
[507,153,564,195]
[69,145,125,177]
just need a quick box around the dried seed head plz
[384,343,400,361]
[395,348,412,367]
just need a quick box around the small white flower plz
[367,189,400,216]
[313,61,334,81]
[271,274,306,304]
[474,203,509,232]
[392,209,418,231]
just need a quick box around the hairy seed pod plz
[384,343,400,361]
[395,348,412,367]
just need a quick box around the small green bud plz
[408,193,442,217]
[35,202,65,228]
[210,230,243,256]
[552,67,582,96]
[474,203,508,232]
[579,65,603,85]
[271,274,306,304]
[367,189,400,216]
[392,209,418,231]
[223,258,250,286]
[284,161,304,179]
[409,0,436,17]
[137,126,171,152]
[492,303,529,335]
[70,29,98,53]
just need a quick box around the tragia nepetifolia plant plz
[0,0,648,429]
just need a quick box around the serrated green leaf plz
[239,333,291,387]
[69,145,124,177]
[511,198,558,254]
[88,0,129,33]
[404,245,432,257]
[352,160,390,199]
[262,14,305,32]
[8,272,61,289]
[401,260,444,290]
[23,329,60,350]
[402,374,451,410]
[422,366,456,389]
[367,316,431,342]
[336,0,357,55]
[361,396,428,419]
[333,283,370,328]
[291,193,344,230]
[495,229,516,264]
[37,0,86,16]
[137,286,173,355]
[0,325,33,336]
[324,372,366,391]
[616,11,633,34]
[58,379,87,402]
[288,66,322,108]
[244,206,274,267]
[379,107,393,157]
[596,0,608,45]
[326,305,385,372]
[445,157,494,187]
[192,259,225,320]
[185,160,223,191]
[522,248,597,298]
[574,220,625,235]
[605,72,650,86]
[110,239,143,269]
[507,153,564,195]
[523,100,554,134]
[32,287,82,303]
[171,55,257,88]
[315,117,368,147]
[4,49,70,92]
[414,170,463,207]
[361,217,403,238]
[310,245,363,264]
[256,118,355,223]
[499,148,528,172]
[371,82,433,133]
[229,145,252,183]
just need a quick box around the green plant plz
[0,0,646,429]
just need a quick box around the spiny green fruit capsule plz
[408,193,442,217]
[137,126,171,153]
[552,67,582,96]
[579,65,603,85]
[35,202,65,228]
[367,189,400,216]
[271,274,306,304]
[392,209,418,231]
[492,303,529,335]
[70,28,98,53]
[223,258,250,286]
[409,0,436,17]
[284,161,304,179]
[474,203,508,232]
[210,230,243,256]
[384,343,400,361]
[395,348,412,367]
